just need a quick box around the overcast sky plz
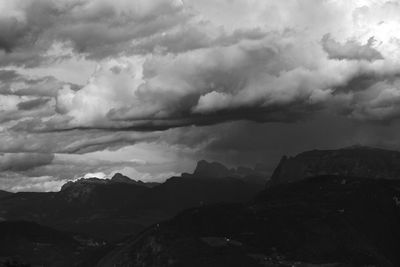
[2,0,400,191]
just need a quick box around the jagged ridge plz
[269,146,400,185]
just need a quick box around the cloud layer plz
[2,0,400,190]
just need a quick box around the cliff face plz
[269,146,400,185]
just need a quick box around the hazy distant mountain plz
[188,160,267,185]
[98,175,400,267]
[269,145,400,186]
[192,160,232,178]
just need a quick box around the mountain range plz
[0,160,266,266]
[3,146,400,266]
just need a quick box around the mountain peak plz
[61,177,107,191]
[111,173,138,184]
[192,160,232,178]
[60,173,155,198]
[269,146,400,185]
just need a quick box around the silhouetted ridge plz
[60,174,155,193]
[110,173,140,184]
[192,160,232,178]
[98,175,400,266]
[0,190,12,199]
[269,146,400,185]
[189,160,267,185]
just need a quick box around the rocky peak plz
[192,160,232,178]
[61,177,107,191]
[61,173,143,192]
[60,178,107,202]
[59,174,146,202]
[110,173,141,184]
[269,146,400,186]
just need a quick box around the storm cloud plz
[17,97,50,110]
[0,153,54,172]
[2,0,400,190]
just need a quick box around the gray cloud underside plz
[322,34,384,61]
[0,0,189,66]
[2,0,400,188]
[0,153,54,172]
[0,130,159,154]
[17,97,51,110]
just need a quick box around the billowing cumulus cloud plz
[3,0,400,190]
[23,0,394,132]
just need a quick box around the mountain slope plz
[0,190,12,200]
[98,175,400,266]
[144,175,259,212]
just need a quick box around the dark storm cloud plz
[48,34,338,132]
[0,70,74,97]
[60,132,160,154]
[130,25,269,55]
[3,0,400,192]
[0,70,19,81]
[322,34,384,61]
[161,113,400,175]
[0,108,54,125]
[0,153,54,171]
[0,17,31,53]
[0,70,20,94]
[3,0,400,130]
[17,97,50,110]
[0,0,188,66]
[0,130,159,155]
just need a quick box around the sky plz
[2,0,400,191]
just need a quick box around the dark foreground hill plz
[98,175,400,266]
[0,221,106,267]
[0,190,12,200]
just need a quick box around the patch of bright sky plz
[86,142,196,172]
[54,141,197,181]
